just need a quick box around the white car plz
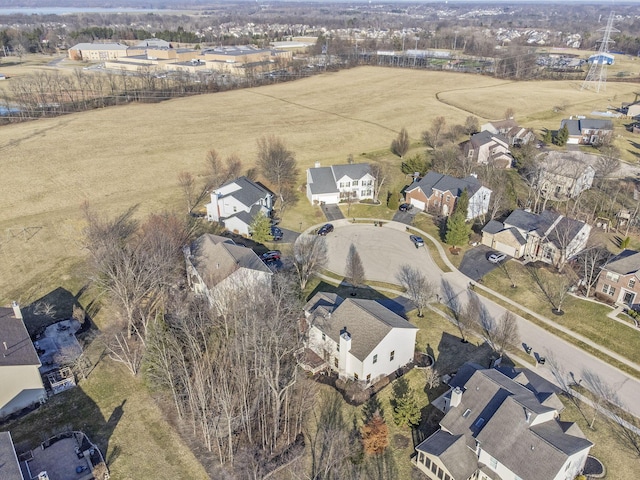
[488,252,507,264]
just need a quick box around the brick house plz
[404,171,492,220]
[596,249,640,307]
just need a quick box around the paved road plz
[321,220,640,419]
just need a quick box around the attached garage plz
[410,198,426,210]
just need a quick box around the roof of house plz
[405,171,483,198]
[305,293,417,361]
[439,368,592,480]
[602,249,640,275]
[504,209,559,235]
[540,152,596,178]
[69,42,128,51]
[0,307,40,368]
[483,119,518,132]
[482,220,504,235]
[307,163,372,195]
[416,430,478,480]
[0,432,23,480]
[217,176,273,209]
[469,130,509,148]
[561,118,614,135]
[189,234,271,287]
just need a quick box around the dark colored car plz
[399,203,413,212]
[410,235,425,248]
[317,223,334,236]
[261,250,281,262]
[270,226,283,241]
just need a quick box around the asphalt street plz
[318,219,640,419]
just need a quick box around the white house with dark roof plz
[404,171,492,220]
[302,293,417,384]
[306,163,376,205]
[0,432,23,480]
[481,209,591,267]
[559,118,613,146]
[481,120,535,146]
[0,303,46,420]
[413,365,592,480]
[184,234,272,312]
[461,131,513,168]
[205,176,274,236]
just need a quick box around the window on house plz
[606,271,620,282]
[543,247,554,260]
[373,354,378,364]
[366,374,371,383]
[334,358,338,368]
[233,206,237,213]
[424,457,431,468]
[418,452,424,464]
[474,417,485,428]
[629,279,636,289]
[390,351,395,361]
[462,409,472,418]
[354,372,359,381]
[337,344,340,352]
[444,474,451,480]
[437,467,444,480]
[322,333,326,341]
[352,180,359,186]
[431,462,438,474]
[602,284,616,296]
[489,456,498,469]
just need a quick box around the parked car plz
[270,226,283,241]
[399,203,413,212]
[317,223,334,236]
[410,235,424,248]
[261,250,281,262]
[488,252,507,264]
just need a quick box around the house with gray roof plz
[481,120,535,146]
[404,171,492,220]
[184,234,272,312]
[536,151,596,200]
[0,432,23,480]
[461,131,513,168]
[595,249,640,307]
[413,366,592,480]
[560,118,613,146]
[0,303,46,420]
[302,293,417,384]
[306,162,375,205]
[481,209,590,268]
[205,176,274,236]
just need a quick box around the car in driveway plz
[261,250,281,262]
[270,226,283,241]
[488,252,507,264]
[399,203,413,212]
[317,223,334,236]
[410,235,425,248]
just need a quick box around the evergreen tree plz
[361,412,389,455]
[555,124,569,146]
[387,191,399,210]
[445,211,470,248]
[542,129,553,144]
[249,211,273,243]
[392,388,421,428]
[455,189,469,218]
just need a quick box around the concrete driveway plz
[322,204,344,221]
[458,245,504,281]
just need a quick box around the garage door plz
[494,241,518,258]
[410,199,426,210]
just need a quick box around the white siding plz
[361,328,417,383]
[468,186,492,220]
[0,365,46,419]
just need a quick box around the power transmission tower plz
[581,11,619,93]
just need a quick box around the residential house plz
[560,118,613,146]
[481,209,591,267]
[184,234,272,311]
[537,152,595,200]
[404,171,492,220]
[413,364,592,480]
[205,176,274,236]
[0,432,23,480]
[596,249,640,307]
[302,292,418,384]
[481,120,535,146]
[0,303,46,420]
[461,131,513,168]
[306,163,376,205]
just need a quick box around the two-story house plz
[461,131,513,168]
[0,431,23,480]
[306,163,376,205]
[482,209,591,268]
[481,120,535,146]
[0,303,46,420]
[596,249,640,307]
[404,171,492,220]
[184,234,272,312]
[413,364,593,480]
[205,176,274,236]
[560,118,613,146]
[302,292,418,385]
[537,152,596,200]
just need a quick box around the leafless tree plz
[441,279,474,342]
[422,116,447,151]
[528,266,576,314]
[369,162,388,204]
[581,369,619,430]
[431,143,459,176]
[574,242,610,297]
[345,243,365,289]
[424,366,440,390]
[462,291,489,344]
[492,311,519,355]
[463,116,480,135]
[391,127,410,158]
[396,264,435,317]
[293,234,328,290]
[257,135,299,205]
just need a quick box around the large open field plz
[1,66,640,303]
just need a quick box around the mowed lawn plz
[1,66,640,303]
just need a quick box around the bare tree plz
[431,143,459,175]
[396,264,435,317]
[257,135,299,205]
[574,242,610,297]
[424,366,440,390]
[391,127,410,158]
[441,279,474,342]
[293,234,328,290]
[528,266,576,314]
[463,116,480,135]
[422,116,447,151]
[493,311,519,355]
[369,162,388,204]
[345,244,365,289]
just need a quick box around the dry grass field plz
[1,66,640,305]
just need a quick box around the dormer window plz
[462,408,471,418]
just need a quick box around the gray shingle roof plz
[307,163,372,195]
[218,176,273,210]
[482,220,504,235]
[331,163,371,181]
[0,432,22,480]
[306,294,417,361]
[560,119,613,135]
[0,307,40,367]
[190,234,271,287]
[602,249,640,275]
[560,119,581,136]
[416,430,478,480]
[406,171,482,198]
[470,130,509,148]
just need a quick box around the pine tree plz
[455,189,469,218]
[392,388,421,428]
[249,211,273,243]
[361,412,389,455]
[387,191,399,210]
[445,211,470,248]
[555,124,569,146]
